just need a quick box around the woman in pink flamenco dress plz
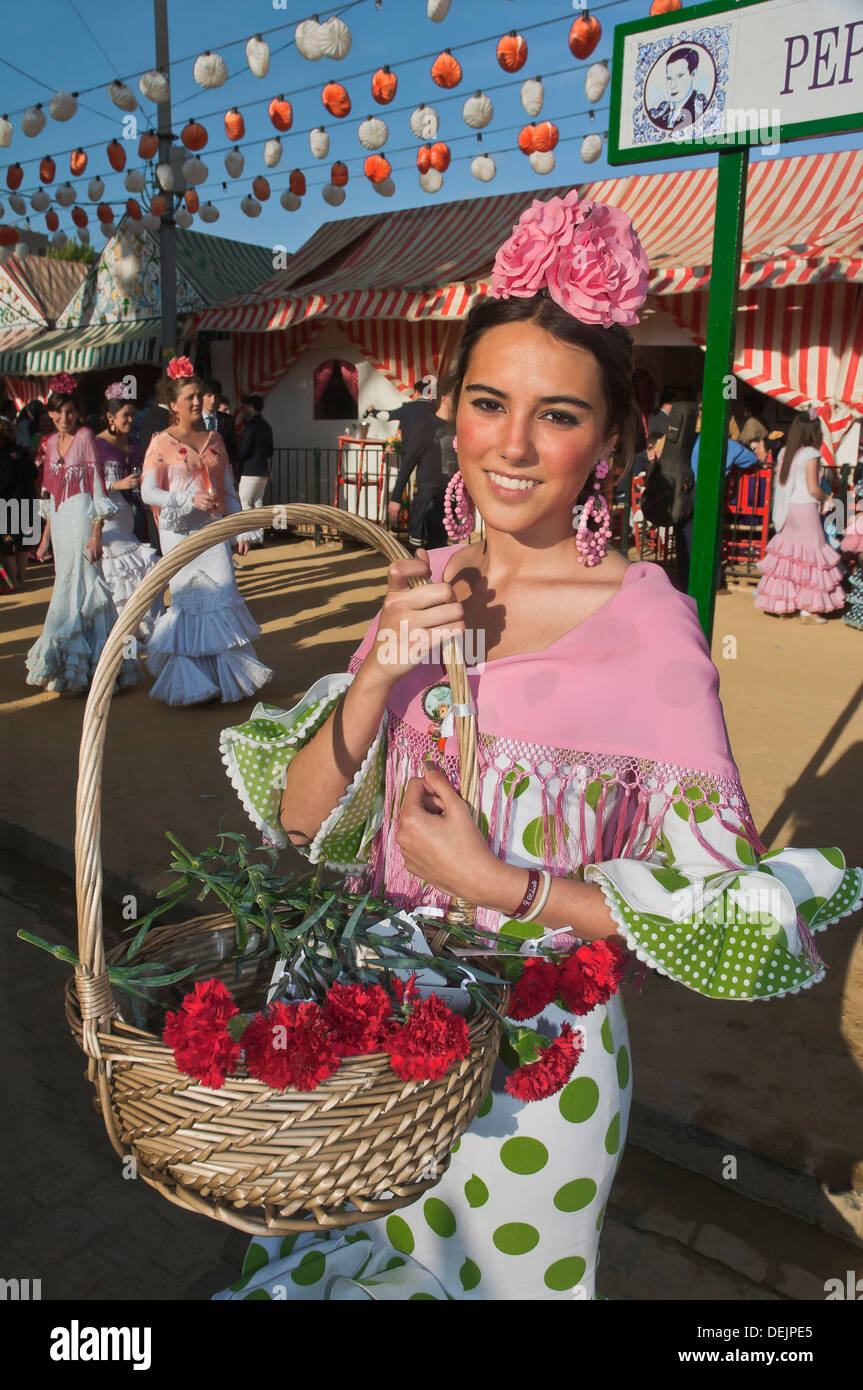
[754,410,844,623]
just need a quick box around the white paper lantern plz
[31,188,50,212]
[199,201,219,223]
[193,51,228,89]
[261,138,281,169]
[8,193,26,215]
[409,104,439,141]
[280,189,302,211]
[580,133,603,164]
[88,176,105,201]
[141,213,160,233]
[321,16,351,59]
[358,116,388,150]
[427,0,451,19]
[529,149,555,175]
[309,126,330,159]
[55,182,76,206]
[14,241,30,259]
[108,81,137,112]
[139,69,170,104]
[100,222,117,238]
[296,17,351,61]
[585,62,610,104]
[155,163,174,191]
[175,207,193,229]
[373,176,395,197]
[22,105,46,137]
[245,34,270,78]
[0,116,11,147]
[419,169,443,194]
[52,229,68,249]
[224,148,245,179]
[49,90,78,121]
[241,194,262,217]
[520,77,544,117]
[77,226,90,243]
[123,169,146,193]
[471,153,496,182]
[322,183,345,207]
[462,91,494,130]
[294,19,324,60]
[182,156,208,186]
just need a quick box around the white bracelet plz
[519,870,552,923]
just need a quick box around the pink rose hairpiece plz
[49,371,78,395]
[490,190,650,329]
[104,381,125,400]
[166,355,196,381]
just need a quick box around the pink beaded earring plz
[443,436,475,542]
[574,460,611,566]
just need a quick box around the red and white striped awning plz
[192,150,863,334]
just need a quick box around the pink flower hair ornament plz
[166,355,196,381]
[104,381,125,400]
[490,190,650,329]
[48,371,78,395]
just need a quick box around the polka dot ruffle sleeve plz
[584,784,863,1002]
[219,673,387,872]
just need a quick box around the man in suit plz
[237,394,274,546]
[365,382,435,459]
[648,391,675,438]
[648,47,708,132]
[202,379,239,476]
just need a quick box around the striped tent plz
[0,254,88,400]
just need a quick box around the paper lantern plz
[49,91,78,121]
[5,164,23,191]
[88,176,105,201]
[241,195,262,218]
[181,120,208,151]
[521,77,544,117]
[31,188,50,212]
[72,205,88,228]
[0,224,16,246]
[427,0,451,18]
[8,193,25,214]
[55,182,76,206]
[182,156,208,186]
[322,183,345,207]
[430,141,450,172]
[364,153,391,184]
[295,16,352,61]
[125,197,143,220]
[419,169,443,194]
[138,131,158,161]
[14,241,30,258]
[409,104,439,140]
[321,17,352,60]
[0,117,11,147]
[569,13,602,60]
[372,177,395,198]
[462,91,494,131]
[322,82,351,118]
[108,81,137,111]
[268,96,293,132]
[310,126,330,159]
[70,148,87,176]
[107,139,126,171]
[471,153,496,182]
[193,51,228,88]
[372,66,397,105]
[22,105,47,137]
[532,120,559,153]
[224,108,245,142]
[184,189,199,213]
[97,202,114,224]
[263,137,283,169]
[199,202,219,223]
[431,50,462,88]
[585,61,610,102]
[581,133,603,163]
[124,169,146,193]
[358,116,388,150]
[497,32,528,73]
[139,69,170,103]
[417,146,432,174]
[174,208,193,229]
[280,190,301,211]
[529,150,555,175]
[141,213,160,232]
[518,124,538,154]
[246,34,270,78]
[252,174,271,202]
[224,148,245,179]
[289,168,307,196]
[39,155,56,184]
[156,163,174,191]
[650,0,682,12]
[331,160,349,187]
[51,229,67,249]
[0,245,11,265]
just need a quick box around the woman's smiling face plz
[455,321,618,540]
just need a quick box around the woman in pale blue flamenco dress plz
[213,195,862,1302]
[26,380,140,694]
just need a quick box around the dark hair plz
[245,394,264,413]
[444,293,638,475]
[46,390,80,414]
[162,373,205,408]
[105,395,135,423]
[659,390,675,408]
[779,413,822,486]
[0,398,14,417]
[667,46,698,74]
[411,380,426,395]
[203,378,222,397]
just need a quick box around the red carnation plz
[557,939,627,1016]
[390,972,419,1009]
[323,982,392,1056]
[163,977,241,1090]
[508,956,560,1022]
[241,1000,341,1092]
[504,1023,583,1102]
[384,993,470,1082]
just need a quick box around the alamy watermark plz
[672,106,782,156]
[0,498,41,545]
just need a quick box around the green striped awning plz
[0,321,161,375]
[0,326,46,373]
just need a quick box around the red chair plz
[333,436,388,520]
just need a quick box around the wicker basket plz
[69,505,501,1235]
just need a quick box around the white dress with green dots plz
[214,554,862,1302]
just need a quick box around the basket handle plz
[74,505,480,1056]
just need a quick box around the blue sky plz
[1,0,861,254]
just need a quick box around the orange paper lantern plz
[224,107,245,142]
[70,148,87,176]
[431,50,462,89]
[6,163,23,191]
[496,31,528,73]
[252,174,271,201]
[96,202,114,224]
[416,145,432,174]
[430,141,451,172]
[184,189,199,213]
[288,168,306,196]
[518,124,538,154]
[364,153,391,183]
[0,224,17,246]
[150,193,166,217]
[107,139,126,172]
[268,96,293,132]
[569,13,602,60]
[371,65,397,105]
[40,155,56,184]
[322,81,351,118]
[125,197,142,220]
[649,0,682,12]
[138,131,158,160]
[45,209,59,232]
[181,120,208,151]
[532,120,559,153]
[71,205,88,228]
[331,160,349,186]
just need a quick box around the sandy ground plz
[2,534,861,1237]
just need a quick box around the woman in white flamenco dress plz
[140,362,273,706]
[95,386,163,644]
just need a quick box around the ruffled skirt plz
[844,564,863,631]
[840,510,863,556]
[101,500,164,643]
[754,502,844,615]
